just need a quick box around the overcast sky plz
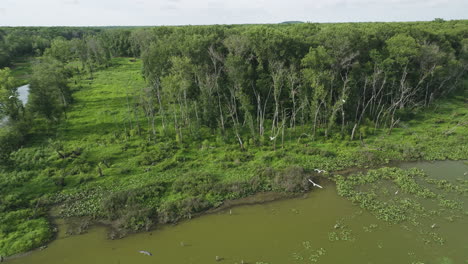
[0,0,467,26]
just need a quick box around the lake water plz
[17,84,30,105]
[8,160,468,264]
[0,84,29,127]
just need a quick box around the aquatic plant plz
[436,257,455,264]
[334,165,467,251]
[363,224,378,232]
[292,252,304,261]
[302,241,312,250]
[328,232,339,242]
[334,167,465,226]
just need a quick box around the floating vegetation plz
[328,218,356,242]
[328,231,339,242]
[335,167,465,225]
[363,224,378,232]
[328,229,355,242]
[291,208,300,214]
[292,252,304,261]
[308,248,326,263]
[334,166,467,248]
[425,179,466,195]
[435,256,455,264]
[419,230,446,245]
[437,198,462,210]
[293,242,326,263]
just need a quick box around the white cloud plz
[0,0,466,26]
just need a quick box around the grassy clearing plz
[0,57,467,256]
[9,57,33,85]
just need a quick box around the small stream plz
[0,84,29,127]
[8,160,468,264]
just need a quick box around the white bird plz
[308,179,323,189]
[314,169,326,173]
[342,99,346,103]
[395,190,399,195]
[139,250,152,256]
[8,96,14,99]
[269,136,276,141]
[431,223,437,229]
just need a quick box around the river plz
[8,161,468,264]
[0,84,29,127]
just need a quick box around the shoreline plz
[3,158,454,262]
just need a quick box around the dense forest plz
[2,22,468,145]
[0,20,467,257]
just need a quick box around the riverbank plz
[0,57,467,257]
[6,160,468,264]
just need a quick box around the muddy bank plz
[207,191,304,214]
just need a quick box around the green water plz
[9,161,468,264]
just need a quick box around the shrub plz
[274,166,310,193]
[0,209,51,256]
[0,124,26,164]
[171,172,218,197]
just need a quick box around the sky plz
[0,0,467,26]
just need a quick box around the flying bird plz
[314,169,326,173]
[308,179,323,189]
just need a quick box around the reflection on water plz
[0,84,29,127]
[8,161,468,264]
[17,84,30,105]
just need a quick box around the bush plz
[274,166,310,193]
[0,124,27,164]
[0,209,51,256]
[101,192,154,231]
[171,172,218,197]
[157,200,180,224]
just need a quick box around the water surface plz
[0,84,29,127]
[9,161,468,264]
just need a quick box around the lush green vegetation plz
[0,27,103,68]
[0,21,467,257]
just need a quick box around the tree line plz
[1,21,468,155]
[134,21,468,148]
